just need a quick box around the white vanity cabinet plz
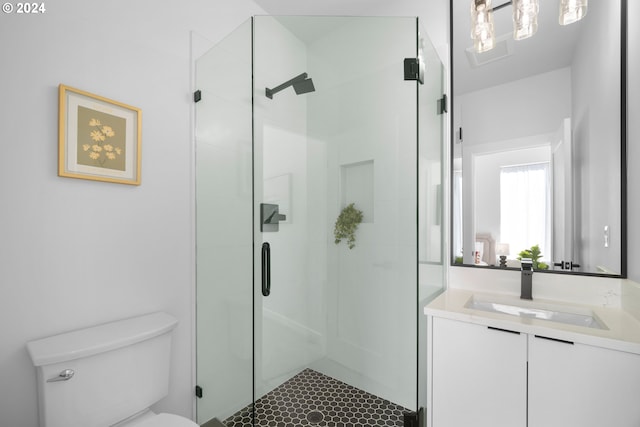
[429,315,640,427]
[528,334,640,427]
[431,317,527,427]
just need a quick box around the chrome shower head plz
[266,73,315,99]
[293,78,315,95]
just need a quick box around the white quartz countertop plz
[425,289,640,355]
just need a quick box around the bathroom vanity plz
[424,289,640,427]
[436,0,633,424]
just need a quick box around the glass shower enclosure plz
[195,16,445,427]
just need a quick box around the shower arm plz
[265,73,308,99]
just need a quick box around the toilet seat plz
[129,413,199,427]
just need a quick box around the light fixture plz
[513,0,539,40]
[470,0,495,53]
[470,0,588,53]
[559,0,588,26]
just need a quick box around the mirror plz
[450,0,626,276]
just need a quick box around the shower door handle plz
[262,242,271,296]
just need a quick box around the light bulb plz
[513,0,539,40]
[559,0,588,26]
[471,0,495,52]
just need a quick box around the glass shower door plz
[417,23,447,417]
[194,19,254,426]
[195,15,445,427]
[249,16,443,427]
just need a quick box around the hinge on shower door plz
[403,407,424,427]
[195,385,203,398]
[194,90,202,103]
[438,94,448,114]
[403,58,424,84]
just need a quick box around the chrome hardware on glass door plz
[262,242,271,297]
[260,203,286,232]
[47,369,74,382]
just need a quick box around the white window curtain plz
[500,162,550,261]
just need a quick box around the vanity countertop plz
[425,289,640,355]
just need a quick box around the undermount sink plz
[465,296,608,330]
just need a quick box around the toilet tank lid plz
[26,312,178,367]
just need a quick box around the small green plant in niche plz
[517,244,549,270]
[334,203,363,249]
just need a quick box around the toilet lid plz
[133,413,199,427]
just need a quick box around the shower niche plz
[195,16,445,427]
[340,160,374,223]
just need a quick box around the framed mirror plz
[450,0,627,276]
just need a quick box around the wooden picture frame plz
[58,84,142,185]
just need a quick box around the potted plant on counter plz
[517,244,549,270]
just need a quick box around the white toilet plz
[26,312,198,427]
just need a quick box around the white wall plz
[456,67,572,146]
[0,1,265,426]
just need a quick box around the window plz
[500,162,550,260]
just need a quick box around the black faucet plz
[520,258,533,300]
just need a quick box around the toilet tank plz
[26,312,178,427]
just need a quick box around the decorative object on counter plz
[517,244,548,270]
[334,203,363,249]
[475,233,496,265]
[496,243,510,268]
[58,84,142,185]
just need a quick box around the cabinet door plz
[529,335,640,427]
[432,318,527,427]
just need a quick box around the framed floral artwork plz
[58,84,142,185]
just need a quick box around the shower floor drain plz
[306,411,324,424]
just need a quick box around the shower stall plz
[195,16,445,427]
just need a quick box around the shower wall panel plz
[306,17,418,409]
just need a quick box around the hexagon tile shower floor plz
[224,369,409,427]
